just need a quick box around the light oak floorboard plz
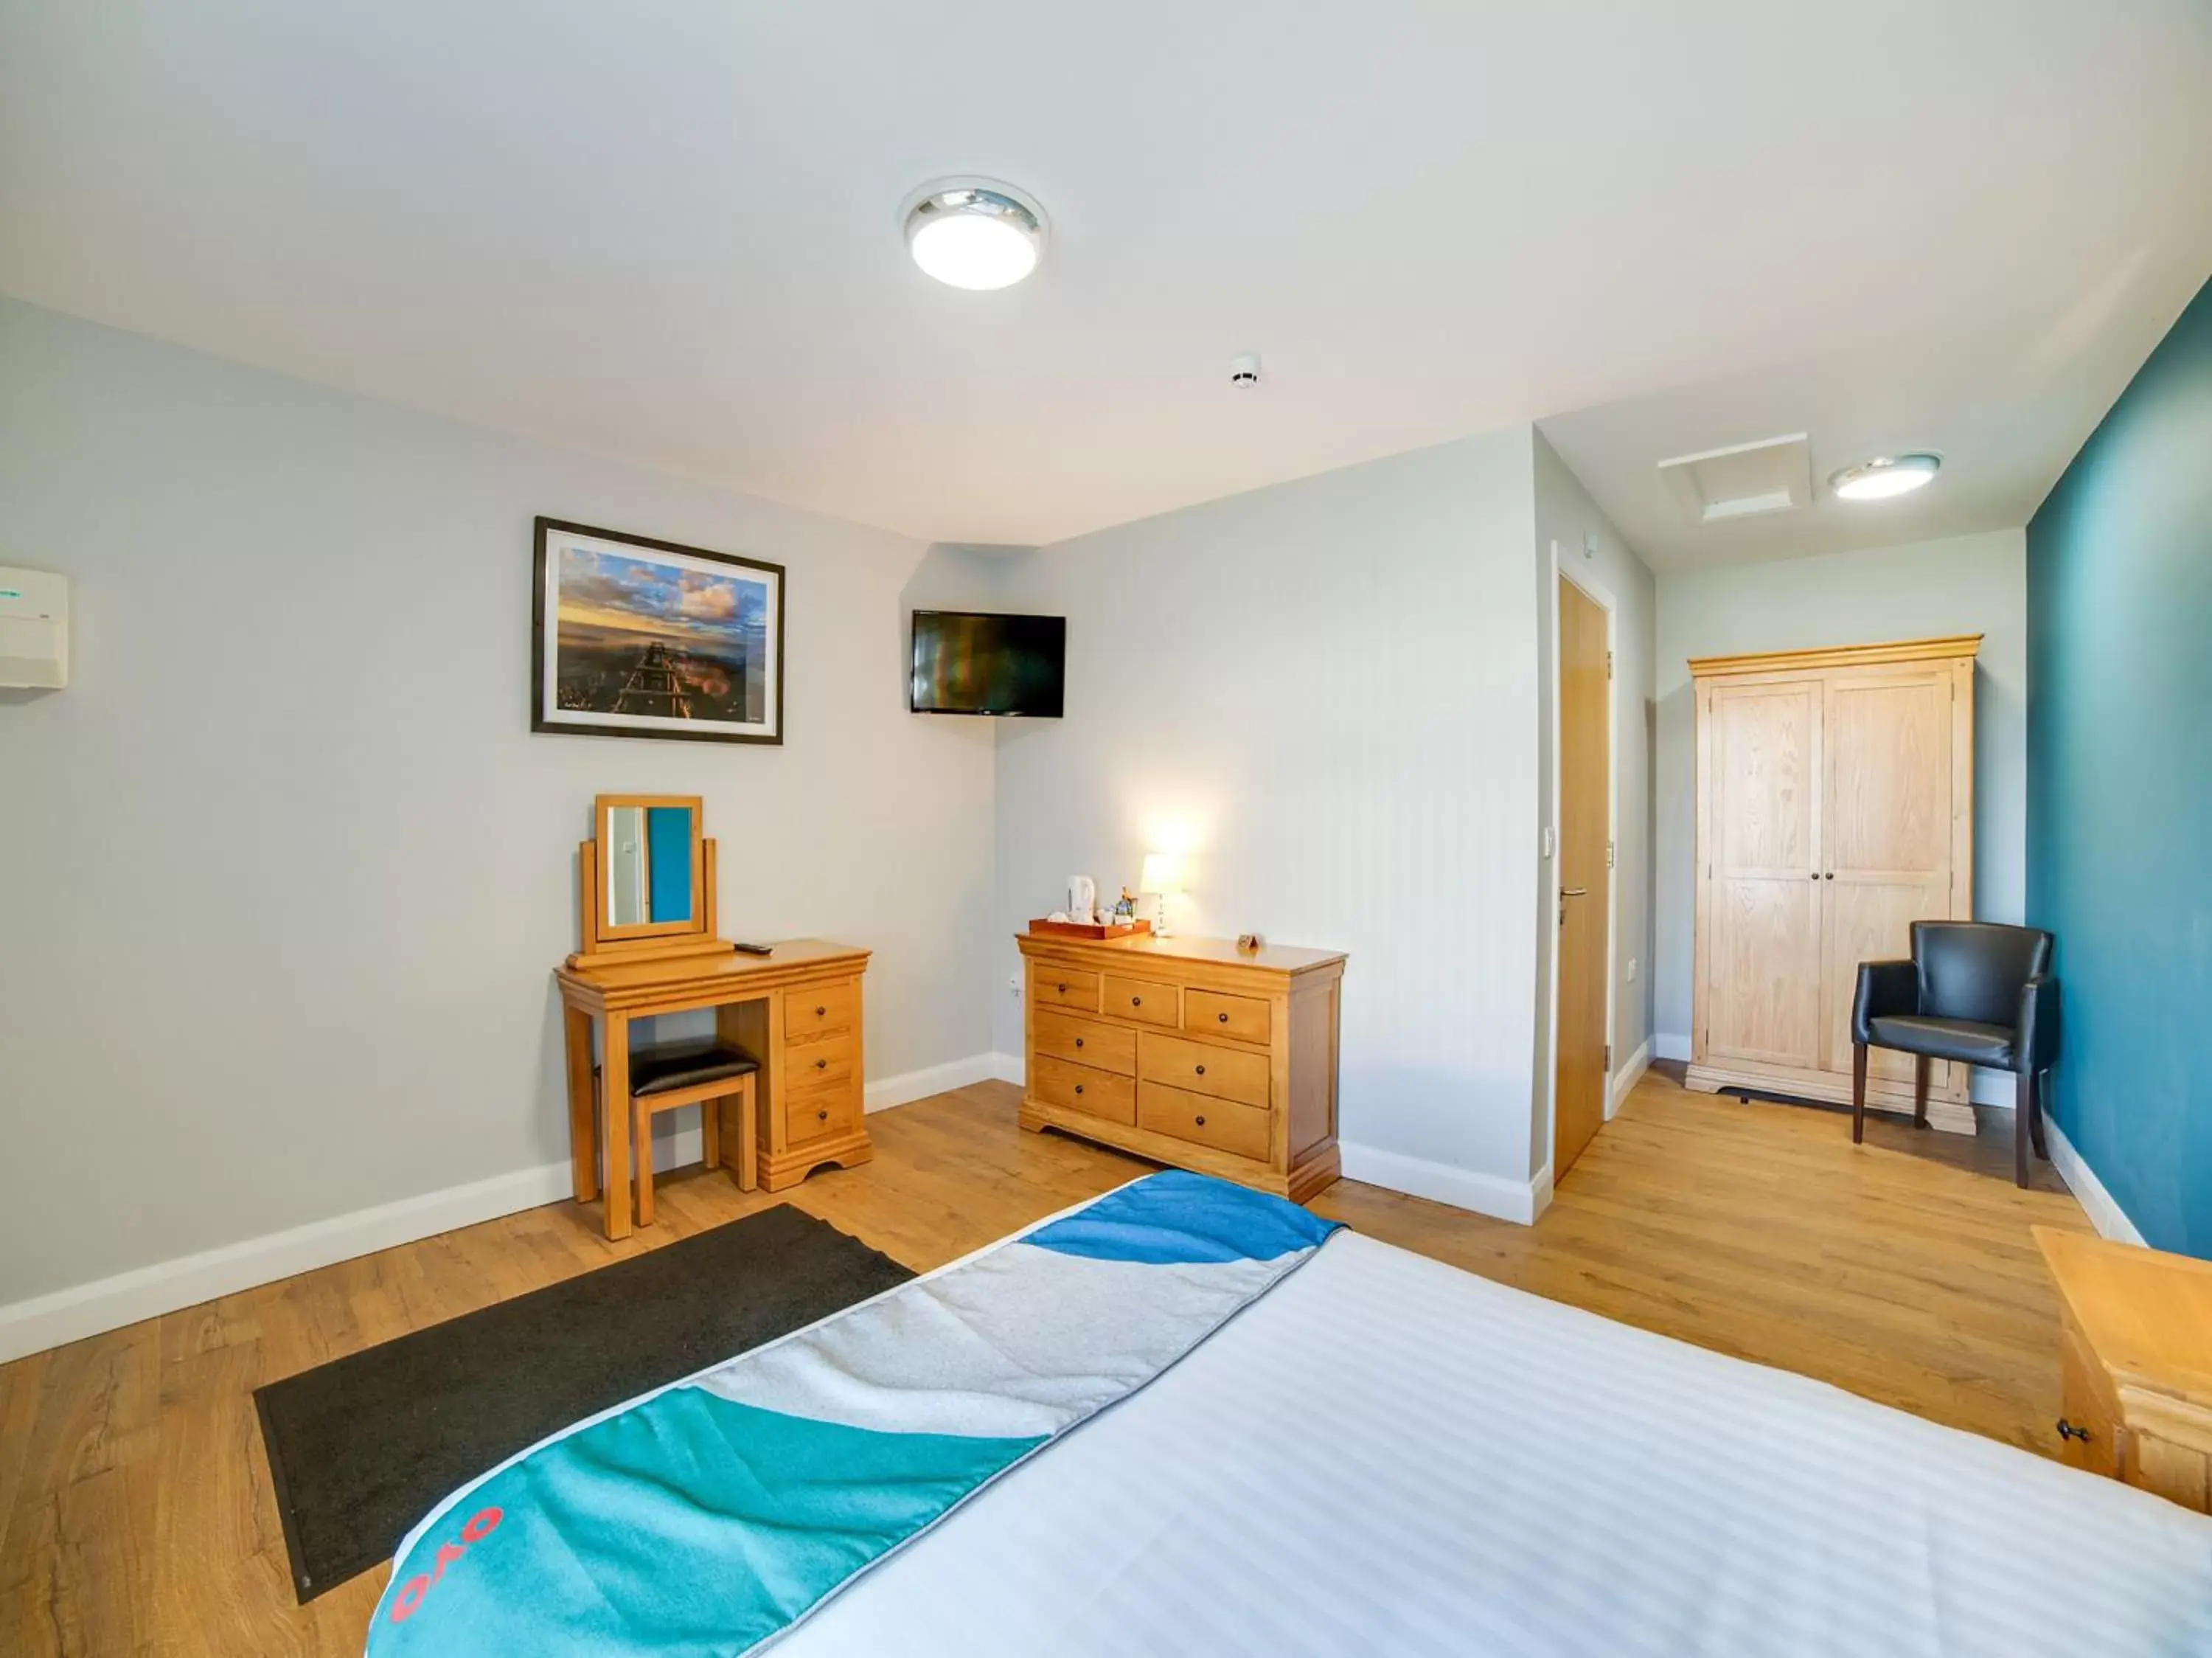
[0,1066,2088,1654]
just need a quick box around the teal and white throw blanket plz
[365,1170,1340,1655]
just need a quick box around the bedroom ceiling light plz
[1829,453,1941,501]
[903,181,1046,291]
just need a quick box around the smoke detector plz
[1229,353,1262,388]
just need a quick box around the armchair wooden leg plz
[2013,1070,2033,1189]
[2029,1068,2050,1159]
[1913,1055,1930,1129]
[1851,1043,1868,1145]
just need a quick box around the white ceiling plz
[4,1,2208,560]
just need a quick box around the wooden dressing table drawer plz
[786,1030,857,1090]
[1031,1055,1137,1125]
[1138,1082,1271,1163]
[1034,1009,1137,1075]
[1140,1030,1270,1109]
[786,1081,858,1145]
[785,979,860,1044]
[1186,988,1269,1043]
[1102,974,1180,1027]
[1030,966,1101,1013]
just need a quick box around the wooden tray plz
[1026,918,1154,941]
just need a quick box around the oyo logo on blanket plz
[388,1508,503,1623]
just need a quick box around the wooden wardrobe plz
[1688,635,1979,1132]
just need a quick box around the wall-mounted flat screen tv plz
[909,610,1065,717]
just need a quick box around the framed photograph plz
[532,517,784,744]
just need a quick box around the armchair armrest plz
[2018,974,2060,1073]
[1852,959,1917,1045]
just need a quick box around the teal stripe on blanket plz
[371,1389,1041,1656]
[1024,1168,1340,1265]
[366,1172,1338,1656]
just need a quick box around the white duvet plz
[787,1230,2212,1656]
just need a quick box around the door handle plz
[1558,886,1587,926]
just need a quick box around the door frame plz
[1544,545,1619,1187]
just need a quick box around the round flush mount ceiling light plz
[903,179,1046,291]
[1829,453,1942,502]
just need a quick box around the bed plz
[368,1173,2212,1657]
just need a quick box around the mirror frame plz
[595,793,706,942]
[571,793,725,968]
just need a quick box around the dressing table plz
[554,794,873,1238]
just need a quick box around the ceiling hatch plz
[1657,432,1812,524]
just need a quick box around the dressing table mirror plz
[569,793,731,969]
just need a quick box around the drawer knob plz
[817,1109,829,1122]
[1195,1115,1207,1127]
[1194,1064,1206,1076]
[815,1005,827,1016]
[2056,1418,2092,1444]
[815,1058,828,1071]
[1217,1012,1229,1024]
[1131,996,1142,1007]
[1074,1083,1085,1096]
[1074,1037,1085,1049]
[1057,982,1068,993]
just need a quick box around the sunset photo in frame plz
[532,518,784,744]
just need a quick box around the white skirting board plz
[863,1051,1007,1112]
[0,1052,1006,1367]
[1608,1039,1652,1119]
[2044,1117,2147,1246]
[1338,1142,1545,1226]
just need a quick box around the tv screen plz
[909,611,1065,717]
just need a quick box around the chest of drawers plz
[1016,933,1347,1203]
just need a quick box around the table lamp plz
[1139,852,1183,938]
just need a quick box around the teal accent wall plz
[2026,277,2212,1256]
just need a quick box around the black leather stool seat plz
[613,1041,760,1097]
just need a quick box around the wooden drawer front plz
[786,1031,857,1091]
[1102,974,1180,1028]
[1034,1010,1136,1075]
[785,980,859,1045]
[1139,1081,1271,1163]
[1030,966,1101,1013]
[1186,988,1270,1044]
[1140,1031,1270,1109]
[1031,1055,1136,1125]
[2059,1323,2122,1478]
[785,1077,858,1145]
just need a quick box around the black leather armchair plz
[1850,921,2057,1187]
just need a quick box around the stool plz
[601,1041,759,1225]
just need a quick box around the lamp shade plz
[1139,853,1182,894]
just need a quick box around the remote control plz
[731,940,774,956]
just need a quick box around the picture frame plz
[532,517,785,745]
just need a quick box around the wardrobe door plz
[1819,667,1955,1081]
[1699,678,1824,1071]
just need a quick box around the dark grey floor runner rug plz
[254,1204,912,1603]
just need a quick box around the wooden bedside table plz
[2035,1225,2212,1513]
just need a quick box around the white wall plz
[967,429,1561,1213]
[1531,431,1658,1174]
[0,298,997,1312]
[1651,529,2028,1095]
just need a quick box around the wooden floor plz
[0,1064,2090,1656]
